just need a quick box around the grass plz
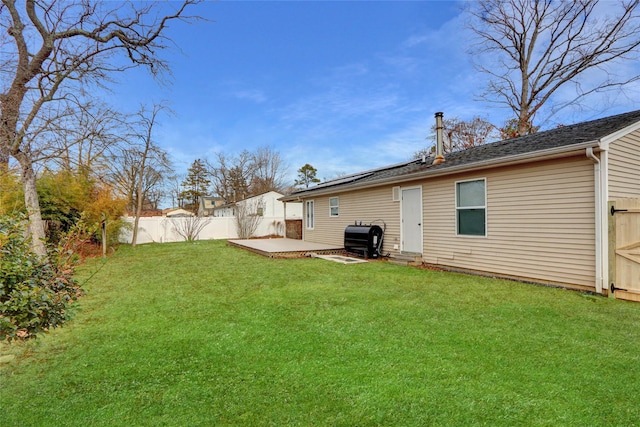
[2,239,640,426]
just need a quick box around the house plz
[198,196,225,217]
[212,202,236,218]
[212,191,304,238]
[212,191,303,219]
[281,110,640,300]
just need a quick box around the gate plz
[609,198,640,301]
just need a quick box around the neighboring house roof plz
[242,190,284,201]
[282,109,640,201]
[223,191,284,205]
[165,208,195,217]
[213,201,236,210]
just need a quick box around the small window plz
[256,207,264,216]
[306,200,315,229]
[456,179,486,236]
[329,197,339,217]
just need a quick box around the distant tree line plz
[173,148,320,213]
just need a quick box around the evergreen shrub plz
[0,214,83,342]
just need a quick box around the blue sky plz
[105,0,640,185]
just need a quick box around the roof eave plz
[282,140,601,200]
[598,120,640,149]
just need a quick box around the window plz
[306,200,315,229]
[329,197,339,217]
[456,179,486,236]
[256,207,264,216]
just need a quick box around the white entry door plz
[401,187,423,253]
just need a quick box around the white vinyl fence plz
[120,216,287,244]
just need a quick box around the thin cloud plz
[234,89,267,104]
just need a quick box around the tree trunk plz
[131,145,150,248]
[15,153,47,258]
[131,215,140,247]
[0,149,8,169]
[517,113,530,137]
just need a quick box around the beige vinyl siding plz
[608,129,640,199]
[423,156,597,288]
[303,186,401,256]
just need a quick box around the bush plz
[0,214,83,342]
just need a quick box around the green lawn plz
[2,240,640,426]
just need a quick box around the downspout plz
[586,147,604,294]
[283,201,287,238]
[600,149,610,293]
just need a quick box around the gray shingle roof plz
[288,109,640,198]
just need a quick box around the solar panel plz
[310,172,374,189]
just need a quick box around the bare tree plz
[166,173,185,208]
[209,147,289,201]
[128,104,172,247]
[171,215,210,242]
[250,146,288,194]
[235,197,264,239]
[0,0,199,256]
[210,150,254,202]
[109,140,172,212]
[53,103,126,175]
[4,98,125,186]
[469,0,640,136]
[415,116,499,158]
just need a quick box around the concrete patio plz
[227,238,344,258]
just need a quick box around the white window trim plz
[329,197,339,217]
[455,178,487,237]
[392,186,401,202]
[305,200,315,230]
